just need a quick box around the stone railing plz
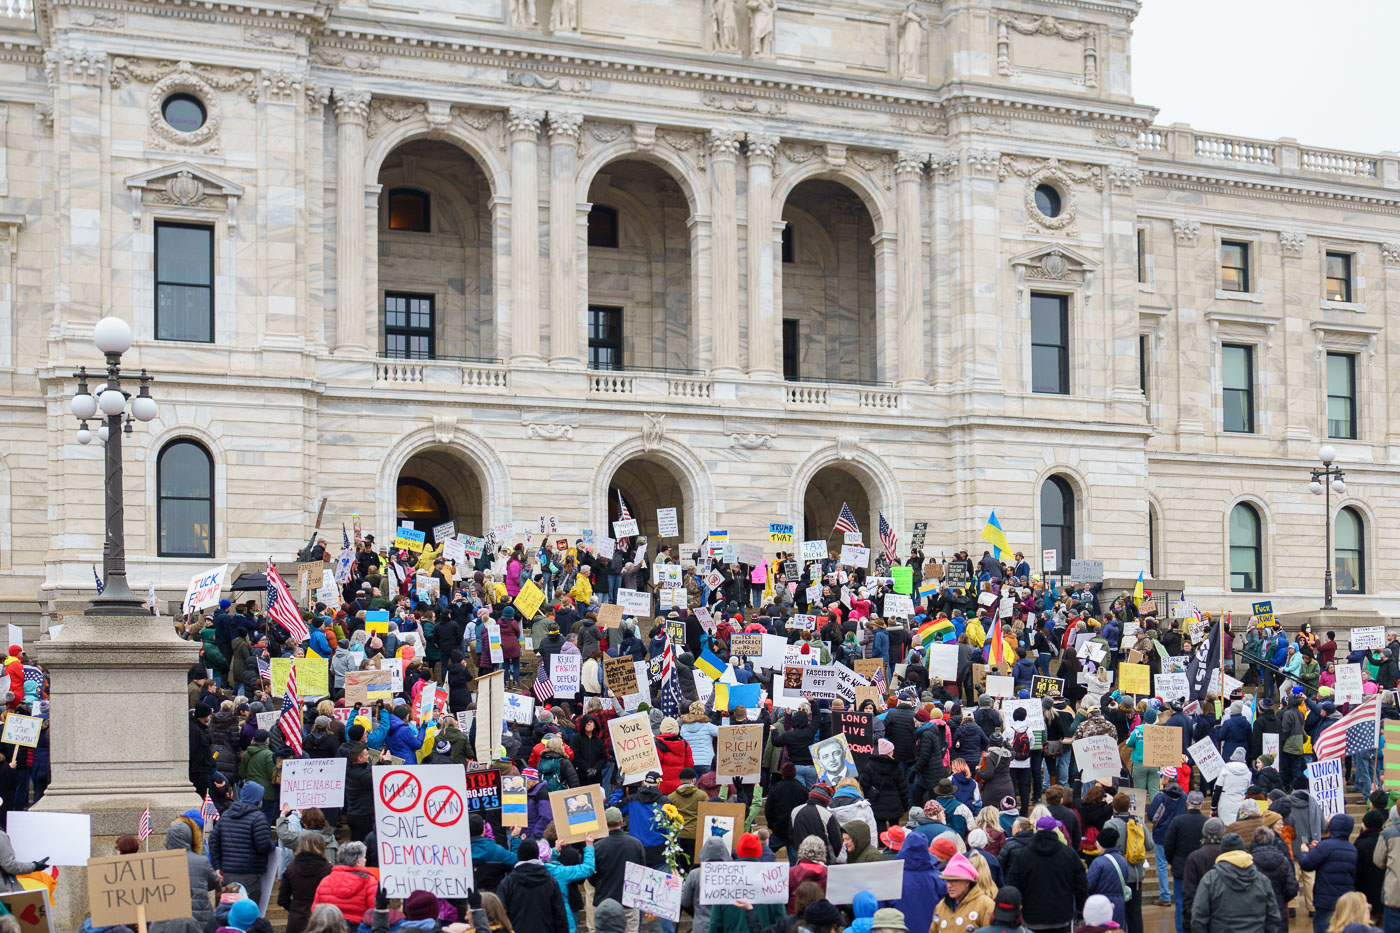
[462,363,509,390]
[0,0,30,18]
[859,388,900,410]
[786,384,829,407]
[666,375,713,399]
[1301,149,1378,178]
[1135,124,1397,188]
[1137,128,1165,152]
[376,360,429,384]
[588,372,635,395]
[375,358,509,390]
[1194,134,1275,166]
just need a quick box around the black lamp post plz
[1309,444,1346,611]
[68,316,159,615]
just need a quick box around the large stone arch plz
[590,436,715,546]
[364,121,509,200]
[378,425,512,542]
[771,160,893,236]
[575,142,707,218]
[790,443,902,551]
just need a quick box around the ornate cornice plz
[1141,167,1400,214]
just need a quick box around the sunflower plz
[662,803,681,821]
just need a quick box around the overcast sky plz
[1131,0,1399,155]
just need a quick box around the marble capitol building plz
[2,0,1399,630]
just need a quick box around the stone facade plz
[2,0,1399,630]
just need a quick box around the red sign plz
[424,785,464,827]
[378,770,421,813]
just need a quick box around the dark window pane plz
[1034,184,1061,218]
[1325,252,1352,302]
[156,285,212,342]
[156,225,212,284]
[388,189,430,232]
[158,441,213,558]
[781,224,794,264]
[588,305,623,370]
[1030,293,1068,395]
[783,319,800,381]
[1031,346,1065,393]
[1229,504,1261,592]
[155,223,214,343]
[162,94,206,133]
[1040,477,1074,564]
[588,205,619,249]
[1336,507,1364,594]
[1221,241,1250,292]
[384,292,434,359]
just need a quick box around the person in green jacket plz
[438,715,470,763]
[239,730,277,801]
[1124,706,1161,801]
[228,630,251,688]
[711,832,786,933]
[199,627,229,683]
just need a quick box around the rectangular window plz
[1325,252,1353,302]
[588,305,623,370]
[781,224,794,264]
[1030,293,1069,395]
[1220,240,1250,292]
[384,293,434,359]
[1138,334,1150,399]
[155,222,214,342]
[1136,229,1148,284]
[1327,351,1357,439]
[1222,343,1254,433]
[782,318,800,381]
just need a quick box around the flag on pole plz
[979,511,1011,561]
[695,648,725,681]
[987,615,1006,667]
[833,502,860,536]
[878,512,898,564]
[93,565,105,595]
[616,491,633,522]
[266,560,311,643]
[138,807,152,841]
[1132,571,1145,606]
[278,663,305,757]
[1314,695,1381,762]
[656,639,684,718]
[532,673,555,703]
[200,792,219,824]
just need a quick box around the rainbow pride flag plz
[914,617,955,648]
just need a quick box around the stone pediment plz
[1009,243,1097,287]
[125,162,244,227]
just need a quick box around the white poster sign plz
[597,536,616,560]
[6,811,92,865]
[839,545,870,569]
[825,863,905,903]
[1154,672,1189,703]
[1352,626,1386,652]
[550,654,582,696]
[613,519,639,537]
[623,863,683,922]
[1002,698,1045,732]
[1308,757,1345,820]
[280,758,347,809]
[1073,734,1121,782]
[503,692,535,725]
[698,860,789,906]
[182,564,229,615]
[656,509,679,538]
[1335,663,1364,703]
[882,594,914,618]
[618,588,652,617]
[801,540,828,562]
[985,675,1014,698]
[372,764,474,899]
[926,643,959,681]
[1188,736,1225,783]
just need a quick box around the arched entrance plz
[780,179,878,383]
[396,448,485,540]
[802,465,877,550]
[606,455,689,544]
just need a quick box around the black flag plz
[1185,620,1222,701]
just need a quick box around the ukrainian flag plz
[1132,571,1145,606]
[714,681,760,712]
[695,647,725,680]
[980,511,1011,560]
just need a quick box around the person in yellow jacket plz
[569,565,594,604]
[964,614,986,648]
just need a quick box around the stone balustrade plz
[1137,124,1399,188]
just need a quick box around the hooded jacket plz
[1147,784,1188,845]
[772,710,816,764]
[978,746,1014,809]
[1283,789,1325,858]
[1299,814,1358,910]
[311,863,378,922]
[789,799,845,863]
[894,833,942,933]
[709,856,785,933]
[1004,829,1087,929]
[829,786,877,841]
[670,782,707,842]
[544,844,596,933]
[498,859,569,933]
[1189,851,1279,933]
[275,848,332,933]
[654,733,694,793]
[592,827,646,905]
[151,818,218,931]
[681,837,730,933]
[843,820,884,864]
[621,784,667,848]
[209,786,273,874]
[1251,840,1298,933]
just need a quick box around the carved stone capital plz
[507,106,544,140]
[746,132,779,163]
[1106,164,1142,190]
[895,150,926,177]
[708,128,742,158]
[548,110,583,142]
[333,89,371,123]
[963,148,1001,175]
[931,152,960,176]
[1382,242,1400,266]
[1173,219,1201,247]
[1279,231,1306,258]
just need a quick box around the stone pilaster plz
[333,89,371,354]
[895,149,926,387]
[746,132,779,378]
[508,107,545,364]
[709,128,742,374]
[548,110,583,367]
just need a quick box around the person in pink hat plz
[934,852,996,933]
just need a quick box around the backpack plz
[538,754,568,792]
[1123,816,1147,865]
[1010,727,1031,762]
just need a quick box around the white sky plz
[1130,0,1400,155]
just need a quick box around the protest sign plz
[86,848,189,927]
[514,580,545,621]
[377,657,405,693]
[734,542,761,567]
[882,593,913,617]
[550,784,607,844]
[840,545,870,568]
[373,765,473,899]
[985,674,1014,698]
[1042,549,1058,573]
[730,633,764,656]
[788,614,818,632]
[926,643,959,681]
[810,733,858,784]
[1262,732,1279,758]
[1,713,40,747]
[1141,726,1182,769]
[657,508,679,538]
[698,861,789,906]
[280,758,347,809]
[394,526,426,552]
[502,775,528,827]
[1073,734,1121,782]
[1154,672,1189,703]
[255,710,278,732]
[694,606,715,631]
[624,863,683,923]
[1251,600,1274,626]
[344,669,392,703]
[801,540,827,562]
[1003,698,1046,732]
[609,713,662,783]
[1308,757,1345,819]
[271,657,329,698]
[598,603,625,629]
[461,535,486,559]
[364,609,390,635]
[604,655,639,697]
[1031,675,1064,698]
[695,801,747,861]
[442,537,466,565]
[1068,559,1103,582]
[825,863,904,903]
[1118,663,1150,695]
[715,723,764,782]
[463,768,502,817]
[617,588,652,617]
[7,811,91,865]
[503,692,534,725]
[485,623,504,664]
[596,536,616,560]
[182,564,228,615]
[1352,626,1386,651]
[891,565,913,595]
[654,564,683,587]
[1188,737,1225,783]
[613,518,639,537]
[1335,663,1363,703]
[1,888,53,933]
[550,654,582,696]
[834,711,875,758]
[769,523,794,544]
[431,520,456,545]
[853,658,883,683]
[474,671,504,762]
[806,583,821,605]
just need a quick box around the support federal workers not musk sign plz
[699,861,789,905]
[373,764,474,899]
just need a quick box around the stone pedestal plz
[34,610,201,931]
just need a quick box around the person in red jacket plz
[655,717,695,793]
[3,648,23,707]
[311,840,377,923]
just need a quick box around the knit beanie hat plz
[227,899,261,931]
[1083,895,1113,928]
[404,891,440,921]
[808,785,833,806]
[735,832,763,859]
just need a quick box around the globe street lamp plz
[69,316,158,614]
[1310,444,1346,611]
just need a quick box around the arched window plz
[1335,506,1365,594]
[1040,476,1075,565]
[387,188,430,232]
[157,440,214,558]
[1229,503,1262,592]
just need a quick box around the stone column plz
[548,110,583,367]
[508,107,545,364]
[746,132,779,378]
[895,150,926,387]
[333,89,371,354]
[709,128,742,374]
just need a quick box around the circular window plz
[161,93,207,133]
[1034,183,1062,218]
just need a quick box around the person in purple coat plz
[527,767,555,837]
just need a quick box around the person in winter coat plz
[934,853,997,933]
[891,825,938,933]
[1216,747,1253,824]
[1250,826,1299,933]
[152,815,218,933]
[189,704,216,797]
[1189,832,1280,933]
[914,711,952,802]
[209,783,274,903]
[1283,787,1326,861]
[1220,701,1253,764]
[978,741,1015,812]
[276,807,338,865]
[498,837,570,933]
[788,836,830,913]
[445,651,474,712]
[773,709,818,786]
[1300,813,1359,933]
[1354,809,1387,921]
[883,702,920,764]
[682,836,730,933]
[383,705,426,763]
[764,762,809,861]
[668,769,707,854]
[593,808,646,913]
[569,713,609,788]
[829,780,878,842]
[843,820,883,864]
[469,812,520,892]
[208,703,243,777]
[538,734,581,790]
[311,842,376,931]
[1084,824,1131,928]
[541,836,596,933]
[952,710,987,769]
[621,774,668,868]
[1148,779,1188,908]
[1164,790,1209,925]
[680,703,719,773]
[859,739,909,832]
[710,833,786,933]
[1005,816,1088,933]
[788,785,847,865]
[276,834,332,933]
[237,730,276,802]
[655,718,695,793]
[1183,817,1227,931]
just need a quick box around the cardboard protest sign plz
[1030,675,1063,698]
[695,801,747,862]
[502,775,528,827]
[0,713,41,747]
[853,658,884,683]
[602,655,638,697]
[834,711,875,758]
[1141,725,1182,769]
[550,784,607,844]
[617,588,652,617]
[609,713,662,783]
[0,888,53,933]
[1118,663,1150,695]
[271,657,329,697]
[86,848,189,927]
[597,603,625,630]
[281,758,347,809]
[826,862,904,903]
[810,733,857,785]
[513,580,545,621]
[715,723,763,782]
[1188,736,1225,783]
[550,654,582,696]
[474,671,505,762]
[344,669,392,703]
[1073,734,1121,782]
[730,633,764,656]
[624,863,683,922]
[1308,757,1345,819]
[373,765,473,898]
[737,542,764,567]
[182,564,228,615]
[8,811,91,865]
[698,860,788,906]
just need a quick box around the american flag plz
[1315,694,1381,762]
[23,666,45,690]
[93,565,104,595]
[655,638,683,718]
[138,807,152,841]
[200,791,219,824]
[872,665,887,695]
[834,502,859,536]
[617,490,633,522]
[878,512,898,564]
[532,672,555,703]
[257,657,272,683]
[266,560,310,644]
[278,663,305,757]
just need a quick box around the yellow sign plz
[514,580,545,621]
[270,657,330,698]
[1118,662,1150,696]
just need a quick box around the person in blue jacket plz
[893,829,940,933]
[1298,814,1358,933]
[469,812,521,892]
[1218,701,1253,765]
[1011,649,1037,691]
[620,773,668,868]
[307,617,331,658]
[542,836,597,933]
[383,705,425,762]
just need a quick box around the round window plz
[161,93,207,133]
[1034,183,1062,218]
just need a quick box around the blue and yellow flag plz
[980,511,1011,560]
[1132,571,1145,606]
[695,647,725,680]
[714,681,761,712]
